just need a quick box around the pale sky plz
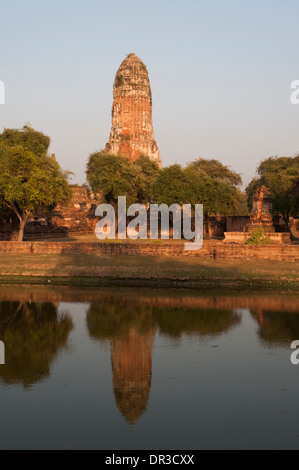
[0,0,298,187]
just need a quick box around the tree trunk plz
[10,213,20,241]
[3,204,30,242]
[282,213,294,241]
[18,214,29,242]
[204,213,209,239]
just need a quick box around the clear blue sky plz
[0,0,298,187]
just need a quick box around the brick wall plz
[0,241,298,261]
[227,216,250,232]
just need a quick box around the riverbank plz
[0,253,298,291]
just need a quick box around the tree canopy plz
[0,124,50,157]
[153,159,244,217]
[187,158,242,187]
[0,126,72,241]
[134,155,160,204]
[86,151,160,207]
[153,164,187,206]
[86,153,246,221]
[86,151,138,207]
[246,155,299,237]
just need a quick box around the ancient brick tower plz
[106,53,162,167]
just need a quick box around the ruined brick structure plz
[0,187,100,240]
[50,187,99,235]
[245,185,275,233]
[106,53,162,167]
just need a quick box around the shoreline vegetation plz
[0,251,298,291]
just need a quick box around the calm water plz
[0,285,299,450]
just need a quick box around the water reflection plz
[0,301,73,388]
[152,307,241,338]
[0,286,298,429]
[86,302,241,423]
[0,286,299,449]
[252,310,299,347]
[87,304,156,424]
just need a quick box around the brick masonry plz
[105,53,161,167]
[0,241,298,261]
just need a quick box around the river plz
[0,285,298,450]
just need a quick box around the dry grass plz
[0,253,298,284]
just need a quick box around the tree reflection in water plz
[251,310,299,347]
[0,301,73,388]
[86,302,241,424]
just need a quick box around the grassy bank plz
[0,253,298,291]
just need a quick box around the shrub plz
[115,74,124,87]
[246,227,270,245]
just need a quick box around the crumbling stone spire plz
[106,53,162,167]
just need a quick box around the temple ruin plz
[224,186,291,244]
[106,53,162,167]
[245,185,275,233]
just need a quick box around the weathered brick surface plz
[0,241,298,261]
[106,53,161,167]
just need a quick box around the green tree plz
[86,151,138,207]
[153,164,188,205]
[183,165,237,215]
[133,155,160,204]
[0,124,50,157]
[153,159,244,236]
[0,125,55,240]
[0,134,72,241]
[187,158,242,187]
[245,177,260,210]
[185,158,245,231]
[246,156,299,238]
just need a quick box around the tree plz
[133,155,160,204]
[245,177,260,209]
[187,158,242,187]
[153,158,243,237]
[153,164,188,205]
[183,166,236,215]
[246,156,299,238]
[0,124,50,157]
[86,151,138,207]
[0,129,72,241]
[229,189,249,216]
[185,158,245,224]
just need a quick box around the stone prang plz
[106,53,161,167]
[246,185,275,233]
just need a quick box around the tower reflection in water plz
[86,300,241,424]
[87,303,156,424]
